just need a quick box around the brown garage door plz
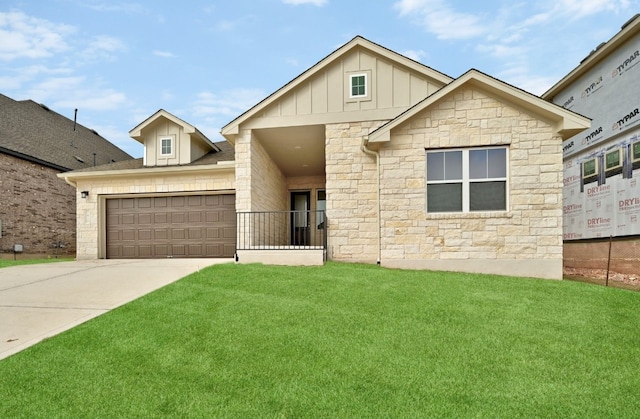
[106,194,235,258]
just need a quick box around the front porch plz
[235,210,327,266]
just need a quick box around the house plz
[59,36,590,279]
[0,93,132,257]
[542,14,640,278]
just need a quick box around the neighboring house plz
[0,93,132,257]
[59,36,590,279]
[543,14,640,276]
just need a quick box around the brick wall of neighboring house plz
[0,152,76,256]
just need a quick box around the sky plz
[1,0,638,158]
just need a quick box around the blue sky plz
[1,0,638,157]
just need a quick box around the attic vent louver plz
[74,156,85,163]
[39,103,50,111]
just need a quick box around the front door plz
[291,191,310,246]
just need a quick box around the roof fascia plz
[57,160,235,182]
[368,69,591,143]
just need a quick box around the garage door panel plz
[139,213,152,224]
[171,245,186,256]
[188,228,202,239]
[122,229,136,241]
[223,227,235,239]
[138,246,152,258]
[107,194,235,259]
[154,244,169,257]
[122,246,138,258]
[138,229,152,241]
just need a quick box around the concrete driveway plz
[0,258,232,360]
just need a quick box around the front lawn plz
[0,257,72,269]
[1,262,639,417]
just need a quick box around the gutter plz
[361,135,381,265]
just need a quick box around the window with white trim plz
[160,137,173,156]
[426,147,508,213]
[350,73,367,98]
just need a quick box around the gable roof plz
[129,109,220,152]
[0,93,132,171]
[543,14,640,100]
[367,69,591,143]
[221,36,454,139]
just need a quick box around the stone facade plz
[324,87,565,278]
[325,121,387,262]
[0,152,76,256]
[73,168,235,259]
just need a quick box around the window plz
[160,137,173,156]
[426,147,508,213]
[317,190,326,229]
[350,74,367,98]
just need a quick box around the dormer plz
[129,109,220,167]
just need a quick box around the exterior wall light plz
[81,191,89,198]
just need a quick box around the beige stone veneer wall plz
[327,87,564,279]
[325,120,387,262]
[73,169,235,259]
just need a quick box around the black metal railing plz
[236,210,327,251]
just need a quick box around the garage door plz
[106,194,235,258]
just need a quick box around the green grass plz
[0,257,72,268]
[1,262,639,418]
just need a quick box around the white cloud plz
[79,35,126,63]
[81,1,148,14]
[216,15,259,31]
[0,11,75,61]
[394,0,487,40]
[0,64,72,90]
[401,49,427,62]
[26,76,128,111]
[192,88,266,119]
[153,50,175,58]
[282,0,327,6]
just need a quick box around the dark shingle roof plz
[67,140,235,173]
[0,93,132,171]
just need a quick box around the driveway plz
[0,258,232,360]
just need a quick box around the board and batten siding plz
[259,48,442,120]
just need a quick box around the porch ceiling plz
[253,125,326,177]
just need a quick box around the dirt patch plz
[564,267,640,292]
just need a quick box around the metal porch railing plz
[236,210,327,253]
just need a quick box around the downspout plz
[361,136,381,265]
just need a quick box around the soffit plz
[253,125,325,177]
